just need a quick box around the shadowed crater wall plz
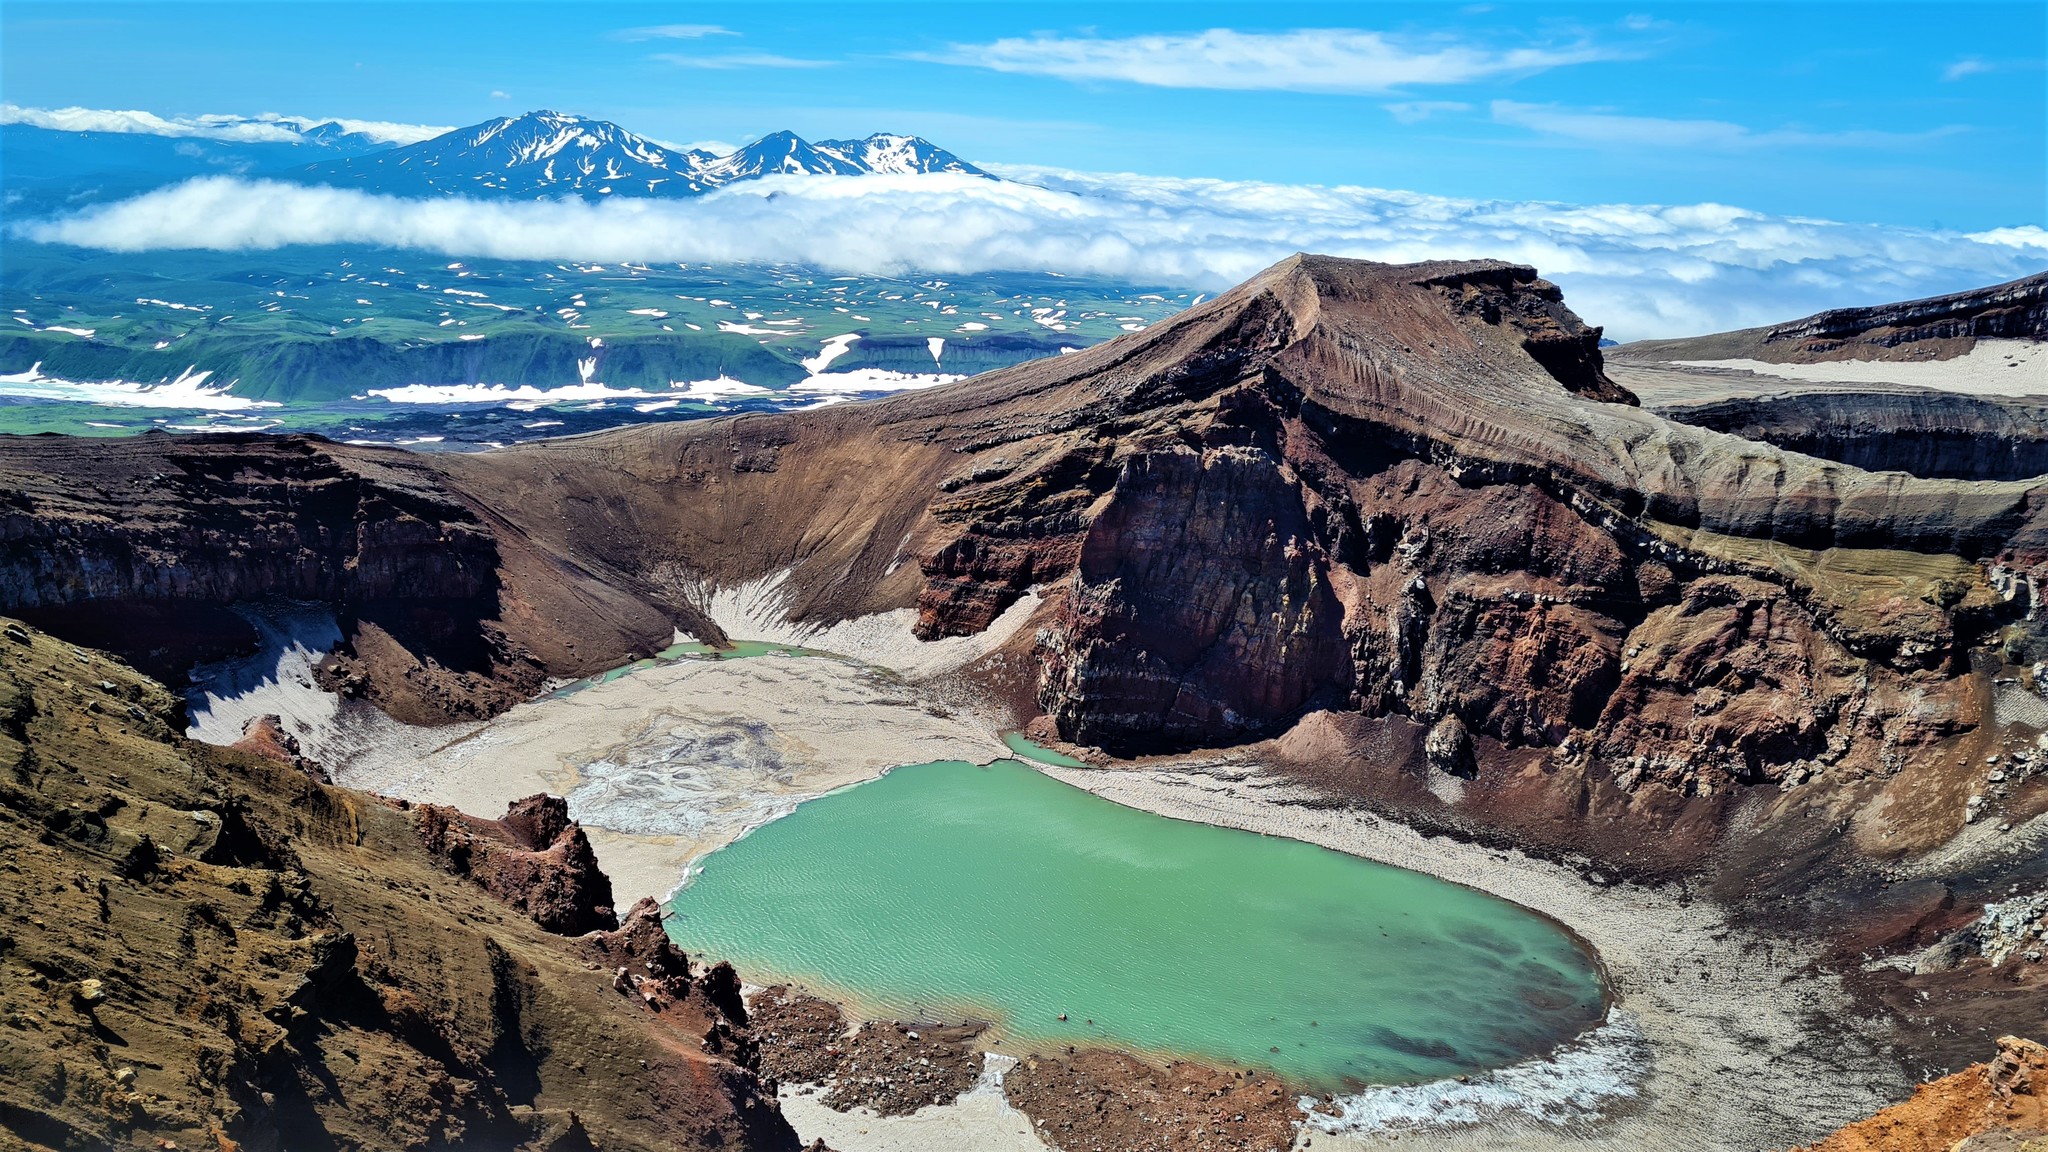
[1662,392,2048,482]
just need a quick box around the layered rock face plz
[0,432,681,722]
[1662,392,2048,481]
[1771,270,2048,351]
[7,257,2043,852]
[0,618,797,1151]
[1616,269,2048,364]
[378,259,2046,891]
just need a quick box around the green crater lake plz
[666,759,1605,1090]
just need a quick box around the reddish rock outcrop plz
[227,713,331,782]
[417,793,617,935]
[586,897,694,1007]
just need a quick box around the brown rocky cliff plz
[0,618,798,1152]
[5,259,2043,870]
[427,258,2043,812]
[1038,441,1352,750]
[0,432,681,723]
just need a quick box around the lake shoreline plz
[1026,757,1907,1151]
[673,757,1606,1098]
[188,609,1907,1150]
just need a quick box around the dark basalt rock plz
[1660,391,2048,482]
[1612,270,2047,365]
[1762,271,2048,354]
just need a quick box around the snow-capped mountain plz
[814,133,987,177]
[694,129,989,184]
[692,129,871,183]
[288,111,990,200]
[293,120,405,151]
[294,111,717,198]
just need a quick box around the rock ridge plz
[0,616,800,1151]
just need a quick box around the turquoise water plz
[667,760,1606,1090]
[1001,731,1093,767]
[551,639,828,697]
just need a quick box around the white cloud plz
[1384,101,1472,124]
[1966,225,2048,248]
[930,28,1618,93]
[0,103,450,145]
[651,52,833,70]
[261,114,452,145]
[1491,101,1965,150]
[1943,57,1993,81]
[612,24,737,41]
[10,170,2044,342]
[648,137,738,156]
[490,90,511,100]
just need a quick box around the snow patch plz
[673,376,771,401]
[801,332,861,373]
[370,381,671,405]
[793,368,959,394]
[0,362,275,411]
[1672,338,2047,396]
[705,567,1041,679]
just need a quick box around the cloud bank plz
[0,103,450,145]
[1491,101,1965,151]
[651,52,833,70]
[931,29,1617,93]
[12,169,2045,342]
[611,24,737,41]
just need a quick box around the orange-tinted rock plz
[1790,1035,2047,1152]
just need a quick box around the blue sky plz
[2,1,2042,231]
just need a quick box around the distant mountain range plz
[293,112,988,199]
[1,108,990,205]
